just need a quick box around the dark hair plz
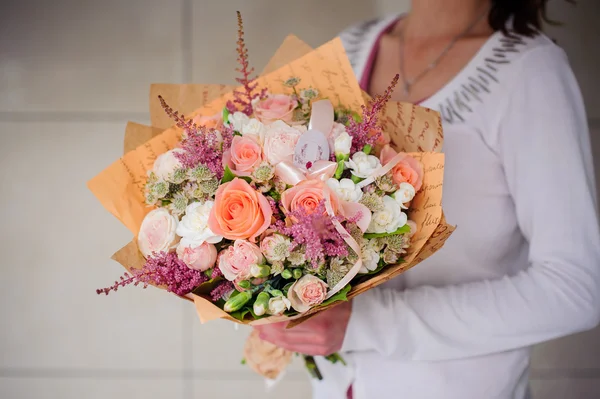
[489,0,576,37]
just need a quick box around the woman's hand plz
[255,301,352,356]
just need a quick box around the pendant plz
[403,80,411,95]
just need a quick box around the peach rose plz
[227,135,263,175]
[380,145,424,191]
[176,241,217,272]
[287,275,328,313]
[208,178,273,242]
[254,94,298,124]
[218,240,265,281]
[280,179,340,216]
[193,111,223,130]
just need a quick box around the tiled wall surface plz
[0,1,597,398]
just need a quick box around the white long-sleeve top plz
[310,16,600,399]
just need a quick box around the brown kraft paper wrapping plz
[91,34,455,378]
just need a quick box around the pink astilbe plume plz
[347,74,399,153]
[226,11,267,116]
[158,95,198,131]
[210,281,234,301]
[175,125,230,179]
[273,202,349,268]
[96,252,208,297]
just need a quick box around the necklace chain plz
[399,7,490,96]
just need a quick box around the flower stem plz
[303,355,323,380]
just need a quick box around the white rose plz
[326,178,363,202]
[334,131,352,156]
[367,196,407,234]
[228,112,250,132]
[176,201,223,247]
[268,296,292,316]
[393,182,416,209]
[138,208,179,258]
[359,247,380,274]
[346,152,382,178]
[153,149,184,182]
[262,120,302,165]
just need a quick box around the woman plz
[256,1,600,398]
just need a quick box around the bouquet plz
[89,12,454,380]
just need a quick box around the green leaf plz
[317,284,351,308]
[222,165,251,184]
[191,276,224,296]
[229,308,251,321]
[222,106,230,126]
[364,224,411,239]
[222,165,236,184]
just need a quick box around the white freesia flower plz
[176,201,223,247]
[393,182,416,209]
[334,131,352,156]
[153,149,184,182]
[268,296,292,316]
[138,208,179,258]
[367,196,407,234]
[359,247,380,274]
[228,112,250,131]
[346,152,381,178]
[242,118,267,143]
[326,178,363,202]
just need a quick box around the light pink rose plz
[254,94,298,124]
[262,120,303,165]
[176,242,217,271]
[380,146,424,191]
[287,275,328,313]
[153,149,184,182]
[218,240,265,282]
[226,135,263,175]
[137,208,179,258]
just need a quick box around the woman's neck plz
[402,0,492,39]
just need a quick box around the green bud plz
[269,289,284,297]
[334,159,345,179]
[362,144,372,155]
[253,292,270,316]
[281,269,293,279]
[237,280,251,289]
[293,269,303,279]
[250,264,271,278]
[223,291,252,313]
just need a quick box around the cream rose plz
[287,275,328,313]
[367,195,407,234]
[262,120,302,165]
[176,201,223,247]
[346,151,382,179]
[138,208,179,258]
[153,149,184,182]
[326,178,363,203]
